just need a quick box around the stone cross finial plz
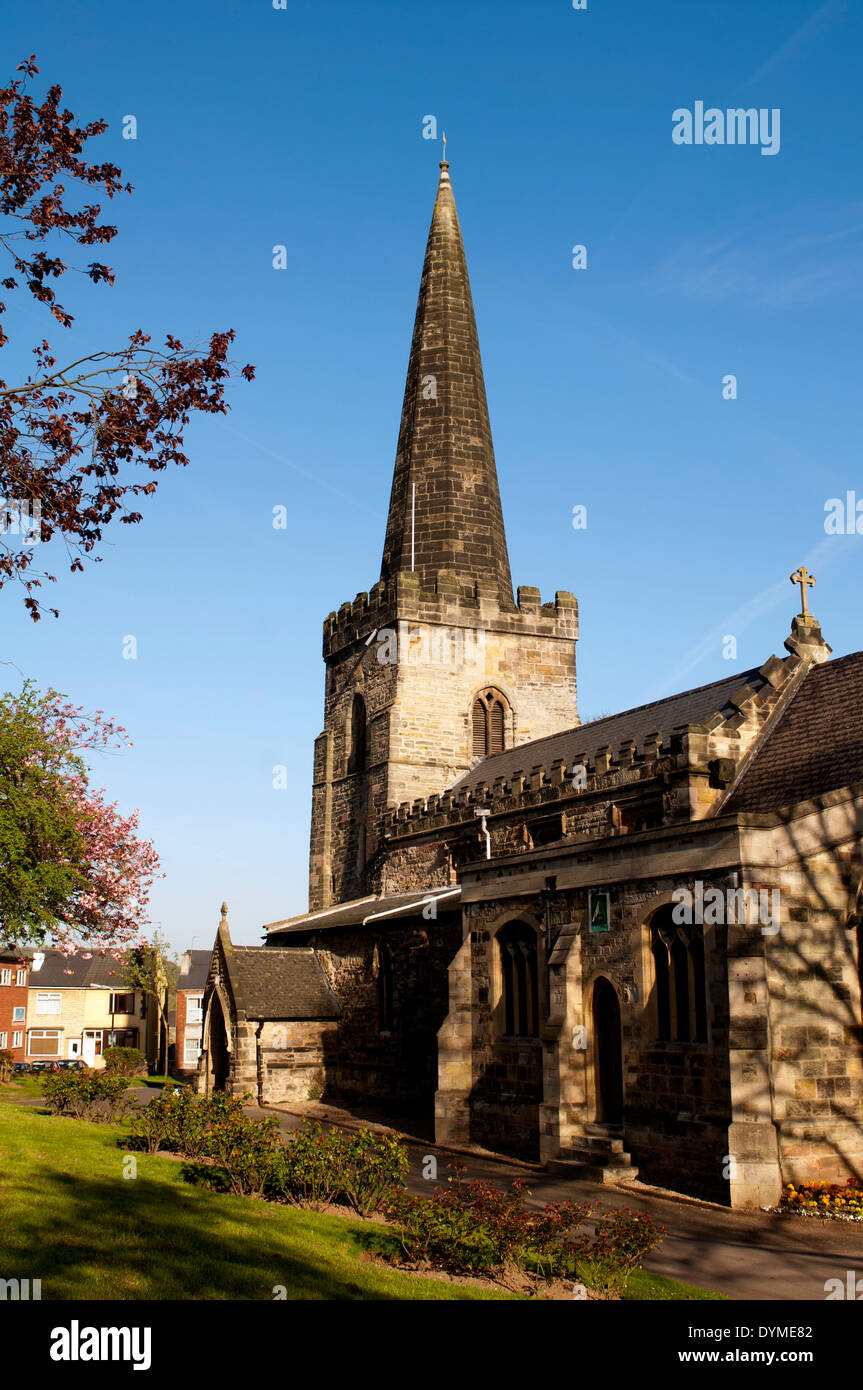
[220,901,228,921]
[790,565,816,618]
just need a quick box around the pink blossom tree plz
[0,679,161,950]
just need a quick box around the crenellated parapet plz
[384,735,672,842]
[323,573,578,660]
[382,647,812,844]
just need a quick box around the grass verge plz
[0,1083,726,1301]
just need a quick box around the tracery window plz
[472,690,507,759]
[650,906,708,1043]
[498,922,539,1038]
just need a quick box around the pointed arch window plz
[498,922,539,1038]
[348,693,367,773]
[650,906,708,1044]
[472,690,508,759]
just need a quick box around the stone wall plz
[309,577,578,910]
[456,904,544,1159]
[286,912,463,1116]
[451,884,735,1183]
[759,829,863,1192]
[259,1019,338,1105]
[581,883,733,1203]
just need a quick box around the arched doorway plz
[208,996,229,1093]
[592,976,623,1124]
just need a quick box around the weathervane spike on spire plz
[441,130,448,169]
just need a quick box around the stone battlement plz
[382,648,808,840]
[323,573,578,659]
[384,734,674,840]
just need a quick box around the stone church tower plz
[309,159,579,910]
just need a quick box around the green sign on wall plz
[589,891,610,933]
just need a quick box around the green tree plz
[0,680,159,948]
[123,929,176,1077]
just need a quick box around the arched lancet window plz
[650,906,708,1044]
[689,930,708,1043]
[671,934,691,1043]
[348,693,367,773]
[652,927,671,1041]
[472,689,507,759]
[377,940,393,1033]
[498,922,539,1038]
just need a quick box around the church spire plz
[380,158,514,604]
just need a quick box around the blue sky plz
[3,0,860,951]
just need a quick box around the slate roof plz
[379,161,514,604]
[27,949,129,989]
[725,651,863,814]
[177,949,212,992]
[232,947,340,1020]
[0,946,31,965]
[265,887,461,937]
[450,666,769,795]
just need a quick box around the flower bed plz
[779,1179,863,1221]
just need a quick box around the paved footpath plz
[248,1099,863,1303]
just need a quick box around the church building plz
[197,157,863,1210]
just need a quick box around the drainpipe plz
[541,876,558,1015]
[475,808,491,860]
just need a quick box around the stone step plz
[547,1157,640,1186]
[565,1145,634,1168]
[569,1135,626,1155]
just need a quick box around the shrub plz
[388,1167,593,1278]
[128,1086,221,1156]
[388,1167,663,1293]
[340,1129,410,1218]
[207,1113,284,1197]
[267,1122,349,1211]
[102,1046,147,1077]
[564,1208,663,1297]
[127,1090,176,1153]
[43,1069,131,1122]
[171,1089,213,1159]
[0,1049,13,1083]
[128,1097,403,1217]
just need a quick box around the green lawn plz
[0,1084,512,1300]
[0,1082,724,1301]
[624,1268,726,1301]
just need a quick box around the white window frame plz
[0,969,10,986]
[27,1029,61,1057]
[0,1032,7,1048]
[12,1007,25,1023]
[15,969,26,987]
[186,995,203,1024]
[183,1033,202,1066]
[36,992,62,1015]
[12,1031,22,1049]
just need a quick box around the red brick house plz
[175,950,210,1076]
[0,949,30,1061]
